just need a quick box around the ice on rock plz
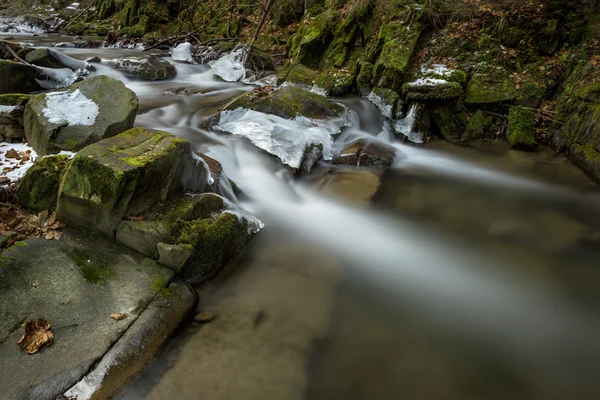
[35,67,77,89]
[42,89,99,126]
[171,42,195,64]
[208,48,245,82]
[47,48,90,71]
[367,91,394,119]
[394,104,423,144]
[215,108,351,169]
[191,151,215,185]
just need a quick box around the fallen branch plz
[0,39,32,65]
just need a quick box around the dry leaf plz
[110,313,129,321]
[5,149,19,159]
[17,318,54,354]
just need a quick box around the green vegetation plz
[67,247,115,285]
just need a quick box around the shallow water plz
[13,34,600,399]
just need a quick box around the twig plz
[53,323,79,332]
[60,3,94,32]
[242,0,275,68]
[145,9,228,51]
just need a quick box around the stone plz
[193,312,215,323]
[86,56,102,63]
[108,56,177,81]
[0,93,30,106]
[0,125,24,142]
[0,60,42,94]
[157,242,195,272]
[24,47,89,71]
[431,105,468,142]
[116,220,174,259]
[507,106,536,149]
[223,85,345,120]
[403,79,463,101]
[24,75,139,155]
[462,110,493,142]
[16,154,70,212]
[57,128,209,239]
[334,139,396,169]
[0,230,195,400]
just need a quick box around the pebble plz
[193,311,215,323]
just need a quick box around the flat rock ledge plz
[0,229,196,400]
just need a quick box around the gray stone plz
[24,75,139,156]
[334,139,396,169]
[116,220,174,259]
[0,230,196,400]
[108,56,177,81]
[157,242,195,273]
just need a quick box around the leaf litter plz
[17,318,54,354]
[0,205,64,248]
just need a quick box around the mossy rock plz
[431,105,468,142]
[507,106,536,149]
[16,155,70,212]
[357,61,375,93]
[116,220,174,259]
[314,67,356,97]
[403,80,463,101]
[368,87,401,119]
[0,60,42,94]
[334,138,396,169]
[179,212,254,284]
[277,63,320,87]
[57,128,209,239]
[223,85,344,120]
[24,75,139,156]
[465,73,518,105]
[462,110,492,142]
[0,94,31,106]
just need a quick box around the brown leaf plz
[110,313,129,321]
[5,149,20,159]
[17,318,54,354]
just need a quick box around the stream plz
[11,33,600,400]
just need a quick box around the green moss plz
[465,73,518,105]
[17,155,70,212]
[357,61,375,91]
[277,63,320,87]
[314,67,356,96]
[403,81,463,101]
[67,247,115,285]
[462,110,492,142]
[431,105,468,142]
[0,93,30,106]
[507,106,536,149]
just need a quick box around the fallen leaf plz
[110,313,129,321]
[17,318,54,354]
[5,149,19,159]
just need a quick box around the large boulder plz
[222,85,345,120]
[0,60,42,94]
[108,56,177,81]
[24,75,139,156]
[57,128,210,239]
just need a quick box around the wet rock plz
[24,47,90,71]
[462,109,493,142]
[403,78,463,101]
[196,153,223,192]
[335,139,396,169]
[0,231,195,400]
[108,56,177,81]
[0,125,24,143]
[431,104,468,142]
[16,154,70,212]
[116,220,174,259]
[223,85,345,120]
[298,143,323,175]
[57,128,210,238]
[0,60,42,94]
[24,75,139,155]
[193,311,216,323]
[86,56,102,63]
[157,242,195,272]
[314,167,382,206]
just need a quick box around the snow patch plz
[0,105,18,113]
[421,64,454,76]
[43,89,99,126]
[0,142,37,185]
[171,42,195,64]
[405,77,449,87]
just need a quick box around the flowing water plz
[11,33,600,399]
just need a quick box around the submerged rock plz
[24,75,139,155]
[108,56,177,81]
[335,139,397,169]
[57,128,209,238]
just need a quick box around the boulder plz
[431,104,469,142]
[507,106,536,149]
[24,75,139,155]
[334,139,396,169]
[403,79,463,101]
[16,154,70,212]
[108,56,177,81]
[0,60,42,94]
[462,110,493,142]
[114,192,259,283]
[223,85,345,120]
[57,128,210,238]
